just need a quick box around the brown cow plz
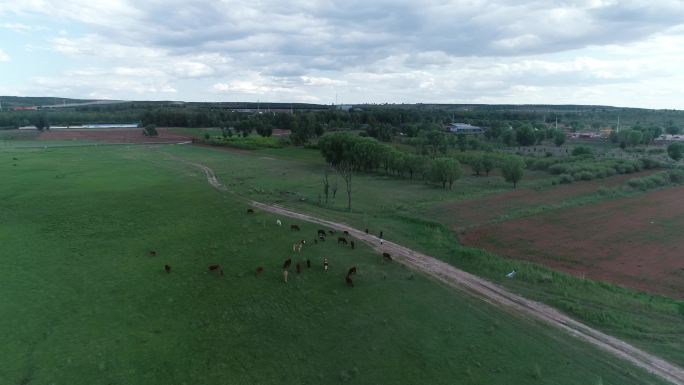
[345,275,354,287]
[290,224,300,231]
[164,264,171,273]
[337,237,348,245]
[343,230,350,236]
[283,258,292,269]
[347,266,357,276]
[255,266,264,276]
[382,252,392,262]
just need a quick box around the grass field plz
[0,143,669,384]
[151,143,684,368]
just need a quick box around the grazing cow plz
[317,229,327,237]
[306,259,311,268]
[283,270,289,283]
[382,252,392,262]
[283,258,292,269]
[293,243,302,252]
[347,266,357,276]
[256,266,264,276]
[365,228,369,234]
[209,264,224,275]
[276,219,282,226]
[149,250,157,256]
[247,208,254,214]
[379,231,383,239]
[343,230,350,236]
[296,262,301,274]
[345,275,354,287]
[337,237,348,245]
[350,241,355,250]
[164,264,171,273]
[323,258,329,271]
[290,224,301,231]
[318,234,326,241]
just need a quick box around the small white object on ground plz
[506,270,517,278]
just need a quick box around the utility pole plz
[617,115,620,133]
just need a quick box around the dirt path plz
[186,156,684,385]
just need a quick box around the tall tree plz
[501,156,525,188]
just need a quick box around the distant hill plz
[0,96,101,108]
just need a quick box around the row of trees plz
[318,133,526,210]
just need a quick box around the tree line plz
[318,133,525,210]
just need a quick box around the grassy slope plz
[0,145,666,385]
[159,144,684,368]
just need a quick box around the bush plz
[572,146,593,156]
[558,174,574,184]
[669,169,684,183]
[575,171,594,181]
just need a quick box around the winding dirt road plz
[188,157,684,385]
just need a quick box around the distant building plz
[447,123,484,134]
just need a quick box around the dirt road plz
[187,157,684,385]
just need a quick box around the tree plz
[554,131,566,147]
[482,155,494,176]
[471,155,484,176]
[319,133,362,211]
[501,156,525,188]
[668,142,684,161]
[322,168,331,204]
[429,157,462,189]
[572,146,593,156]
[142,124,158,136]
[515,124,536,146]
[33,113,49,131]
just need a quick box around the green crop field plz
[0,143,668,384]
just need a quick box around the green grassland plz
[0,144,668,384]
[155,144,684,368]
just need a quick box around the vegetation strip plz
[186,157,684,385]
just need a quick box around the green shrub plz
[668,169,684,183]
[575,171,594,181]
[558,174,574,184]
[572,146,593,156]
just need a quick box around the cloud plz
[0,48,9,62]
[2,1,684,107]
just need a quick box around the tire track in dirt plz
[181,154,684,385]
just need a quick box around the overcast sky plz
[1,1,683,108]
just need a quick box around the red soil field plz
[38,128,192,143]
[461,186,684,297]
[436,170,656,230]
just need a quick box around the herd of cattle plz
[160,208,393,287]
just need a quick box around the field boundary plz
[178,152,684,385]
